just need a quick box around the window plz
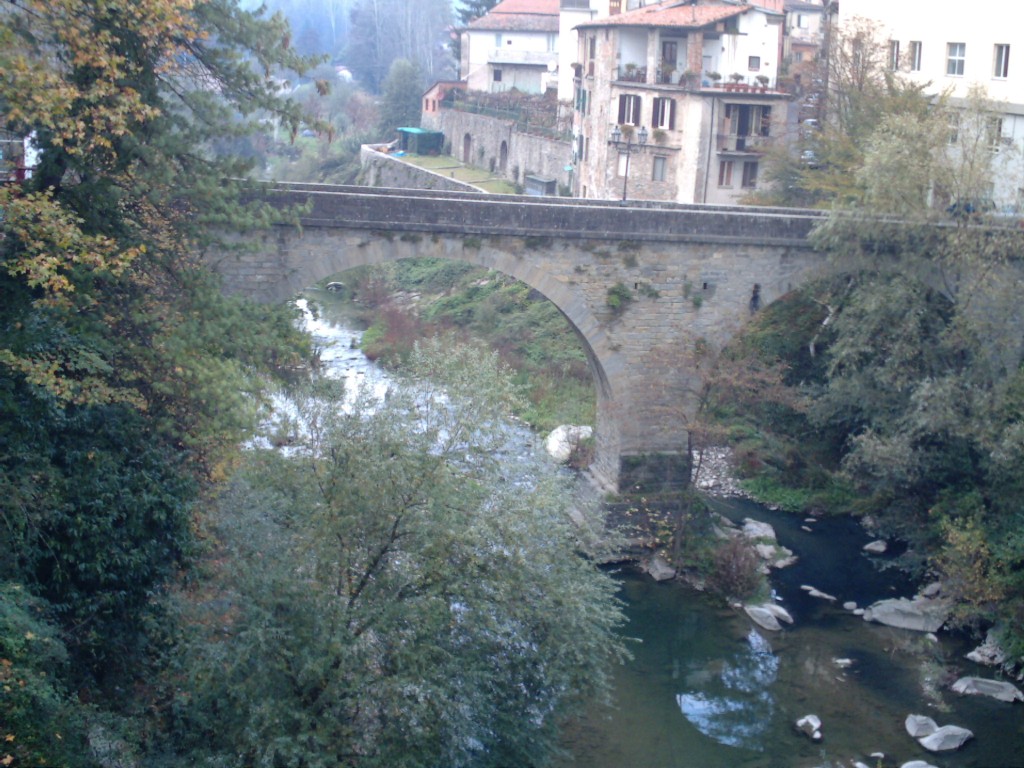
[909,41,922,71]
[661,40,678,65]
[718,160,733,187]
[547,33,557,52]
[494,33,502,47]
[948,113,960,145]
[994,44,1010,78]
[748,56,761,71]
[617,94,642,126]
[652,97,676,130]
[989,117,1006,150]
[493,68,502,82]
[888,40,900,71]
[796,13,807,29]
[616,151,629,177]
[741,161,758,188]
[947,42,966,76]
[652,155,667,182]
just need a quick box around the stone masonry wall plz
[360,145,478,192]
[424,109,574,192]
[214,186,824,491]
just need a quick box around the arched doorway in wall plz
[462,133,472,164]
[499,140,508,173]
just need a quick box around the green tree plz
[168,340,627,767]
[0,0,313,682]
[379,58,423,133]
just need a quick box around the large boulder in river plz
[795,714,822,741]
[544,425,593,464]
[952,676,1024,703]
[643,554,677,582]
[741,518,777,541]
[905,714,938,738]
[744,605,782,632]
[863,597,950,632]
[918,724,973,752]
[744,603,793,632]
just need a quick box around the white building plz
[558,0,614,101]
[460,0,561,94]
[839,0,1024,210]
[572,0,790,204]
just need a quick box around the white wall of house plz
[463,27,559,93]
[841,0,1024,209]
[558,0,612,101]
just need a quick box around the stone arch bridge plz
[210,182,826,492]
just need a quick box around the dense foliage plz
[162,341,627,766]
[338,258,596,432]
[1,0,313,760]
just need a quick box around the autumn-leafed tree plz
[0,0,314,693]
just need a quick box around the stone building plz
[571,1,792,204]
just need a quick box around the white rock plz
[901,762,938,768]
[863,597,950,633]
[920,581,942,598]
[905,713,938,738]
[966,630,1008,666]
[744,605,782,632]
[918,724,973,752]
[643,555,677,582]
[741,518,777,541]
[801,585,838,602]
[544,425,593,464]
[801,525,813,532]
[863,539,888,554]
[843,601,858,611]
[951,676,1024,703]
[795,714,822,740]
[853,608,865,616]
[761,603,794,624]
[833,657,853,668]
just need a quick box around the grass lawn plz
[399,153,518,195]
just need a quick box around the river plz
[298,291,1024,768]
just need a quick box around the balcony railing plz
[560,0,590,8]
[717,133,772,153]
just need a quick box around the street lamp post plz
[608,124,648,202]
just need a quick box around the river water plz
[298,291,1024,768]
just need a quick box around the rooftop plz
[575,1,758,30]
[466,0,560,33]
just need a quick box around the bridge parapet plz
[219,184,826,492]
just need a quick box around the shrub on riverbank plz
[323,259,596,434]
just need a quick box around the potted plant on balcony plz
[651,127,668,144]
[705,70,722,87]
[623,62,638,81]
[727,72,745,91]
[680,69,699,89]
[755,74,769,91]
[659,61,676,84]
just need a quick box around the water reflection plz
[676,629,778,750]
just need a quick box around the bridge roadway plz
[215,183,827,492]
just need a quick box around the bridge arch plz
[239,228,626,487]
[213,184,824,491]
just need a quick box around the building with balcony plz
[783,0,827,83]
[839,0,1024,210]
[460,0,561,94]
[572,0,791,204]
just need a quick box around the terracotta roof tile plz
[576,2,753,30]
[467,0,560,32]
